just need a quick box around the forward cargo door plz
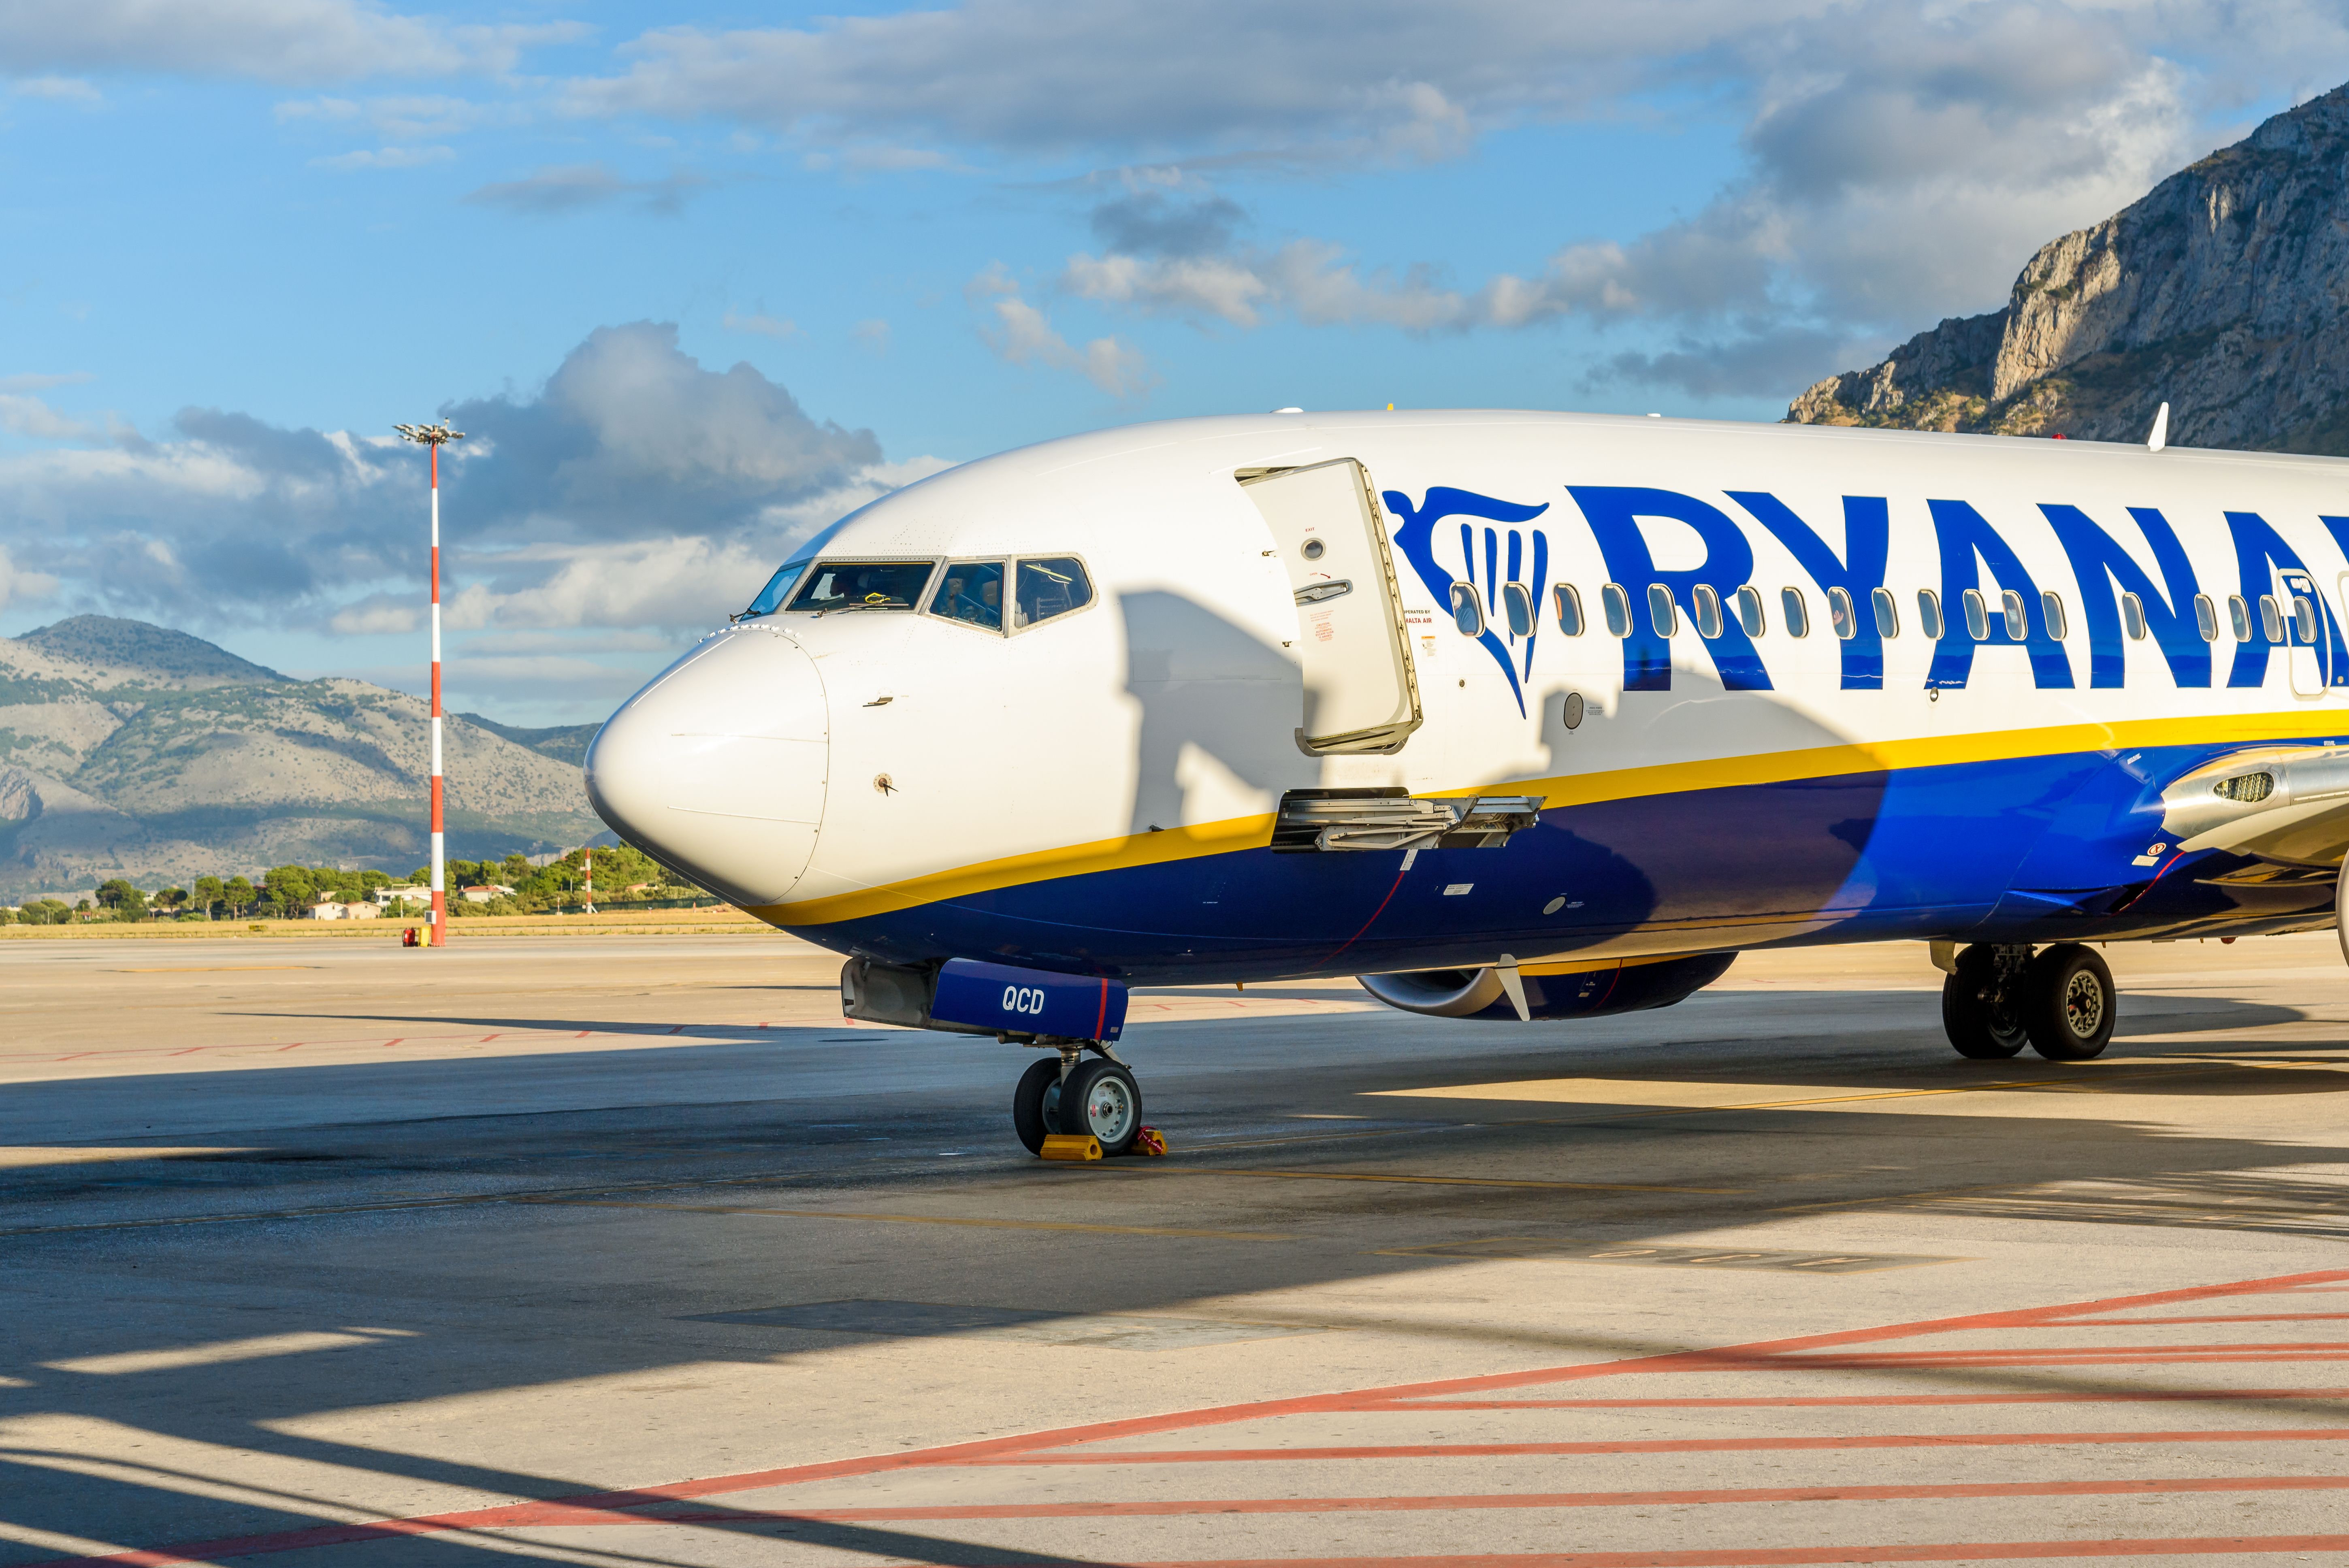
[1238,458,1423,754]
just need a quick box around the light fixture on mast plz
[394,419,465,948]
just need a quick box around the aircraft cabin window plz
[1012,557,1094,630]
[1780,587,1810,638]
[2001,589,2028,641]
[2122,592,2148,641]
[742,561,808,620]
[928,560,1006,632]
[1501,582,1535,638]
[2042,592,2068,641]
[1451,582,1486,636]
[1692,584,1723,639]
[2228,594,2252,641]
[1871,587,1899,639]
[1827,586,1857,641]
[785,559,937,613]
[1736,585,1765,637]
[1648,584,1678,638]
[1917,589,1945,640]
[2294,595,2319,644]
[1601,583,1632,638]
[2194,594,2219,641]
[1553,583,1585,635]
[2259,594,2285,644]
[1963,589,1990,641]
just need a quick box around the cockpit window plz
[929,561,1006,632]
[1013,557,1093,630]
[784,559,936,613]
[741,562,806,620]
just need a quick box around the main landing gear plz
[1012,1042,1142,1156]
[1941,941,2116,1061]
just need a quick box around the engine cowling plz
[1358,951,1736,1021]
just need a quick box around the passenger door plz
[1238,459,1424,754]
[2282,568,2331,698]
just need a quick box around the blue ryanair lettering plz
[2038,504,2207,688]
[1566,487,1771,693]
[1727,492,1889,690]
[1384,486,1550,715]
[2225,510,2349,688]
[1926,499,2074,690]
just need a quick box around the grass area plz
[0,907,774,940]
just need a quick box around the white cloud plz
[0,394,97,441]
[10,74,100,103]
[0,544,59,613]
[564,0,1757,159]
[0,371,94,394]
[851,318,890,354]
[0,1,583,84]
[0,325,944,642]
[310,144,454,171]
[723,310,800,340]
[462,163,706,215]
[969,265,1151,397]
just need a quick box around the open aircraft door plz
[2282,568,2331,698]
[1239,458,1424,754]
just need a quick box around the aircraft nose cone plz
[586,627,829,908]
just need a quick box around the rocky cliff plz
[1788,83,2349,451]
[0,616,605,899]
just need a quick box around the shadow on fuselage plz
[1119,588,1318,837]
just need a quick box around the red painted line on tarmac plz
[2052,1313,2349,1325]
[801,1541,2349,1567]
[1368,1387,2349,1410]
[28,1266,2349,1568]
[660,1471,2349,1522]
[969,1428,2349,1467]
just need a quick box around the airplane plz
[584,407,2349,1156]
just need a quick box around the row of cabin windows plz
[1450,581,2323,647]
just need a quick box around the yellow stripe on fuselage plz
[750,707,2345,929]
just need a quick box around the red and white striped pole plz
[394,419,465,949]
[583,847,594,915]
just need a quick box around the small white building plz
[373,886,432,906]
[459,884,516,905]
[307,900,380,920]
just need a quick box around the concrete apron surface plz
[1,931,2346,1566]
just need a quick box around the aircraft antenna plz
[394,419,466,947]
[2147,401,2170,453]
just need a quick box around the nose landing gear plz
[1013,1042,1143,1156]
[1940,941,2115,1061]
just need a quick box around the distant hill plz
[0,618,605,899]
[1787,82,2349,451]
[458,712,602,767]
[17,615,288,688]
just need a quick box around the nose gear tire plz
[1057,1058,1141,1156]
[1942,946,2028,1059]
[2021,942,2115,1061]
[1012,1057,1065,1155]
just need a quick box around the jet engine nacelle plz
[1358,952,1736,1021]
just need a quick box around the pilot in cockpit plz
[939,564,1005,631]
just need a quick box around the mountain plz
[1787,83,2349,452]
[457,712,602,767]
[0,616,604,898]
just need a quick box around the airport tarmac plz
[2,930,2347,1566]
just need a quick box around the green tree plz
[95,879,148,920]
[156,887,188,913]
[263,865,317,913]
[194,876,224,918]
[224,876,256,916]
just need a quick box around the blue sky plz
[4,0,2346,722]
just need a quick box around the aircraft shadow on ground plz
[5,991,2349,1561]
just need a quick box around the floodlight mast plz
[393,420,465,947]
